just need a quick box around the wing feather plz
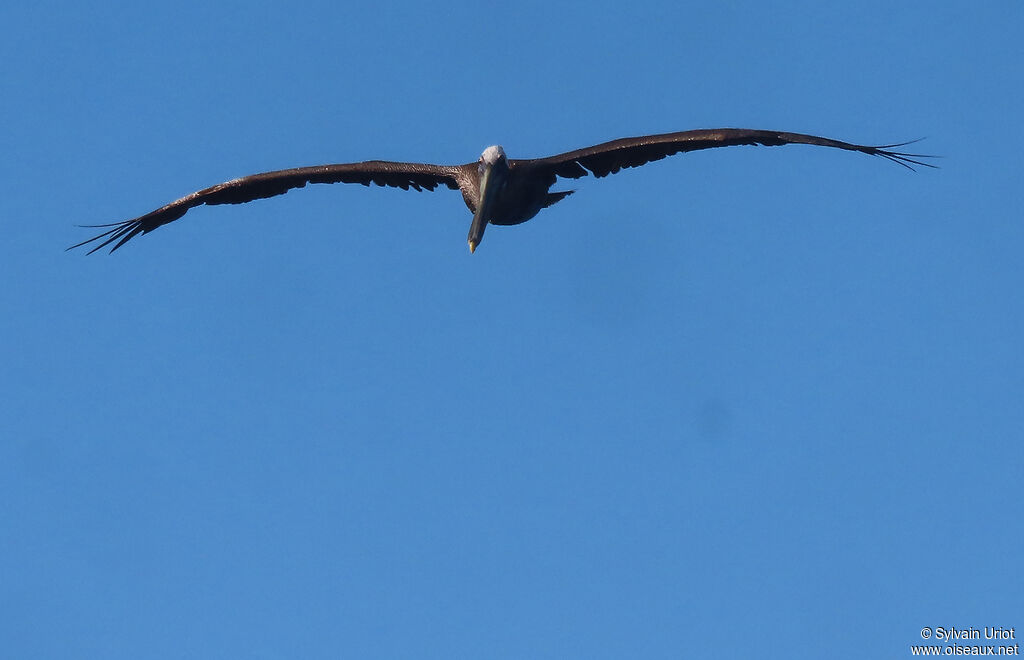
[69,161,464,253]
[516,128,936,182]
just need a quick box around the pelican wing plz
[518,128,935,181]
[70,161,464,253]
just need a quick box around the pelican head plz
[467,146,509,253]
[480,145,506,166]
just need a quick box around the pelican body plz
[69,128,932,254]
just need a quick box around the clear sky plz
[2,2,1021,658]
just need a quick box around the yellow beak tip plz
[468,241,477,253]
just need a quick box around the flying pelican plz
[69,128,933,254]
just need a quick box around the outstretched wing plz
[70,161,465,253]
[515,128,936,182]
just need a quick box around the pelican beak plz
[467,160,505,253]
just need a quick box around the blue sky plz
[2,2,1022,658]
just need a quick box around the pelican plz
[69,128,933,254]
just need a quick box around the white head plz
[480,145,506,165]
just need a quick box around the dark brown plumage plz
[69,128,934,254]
